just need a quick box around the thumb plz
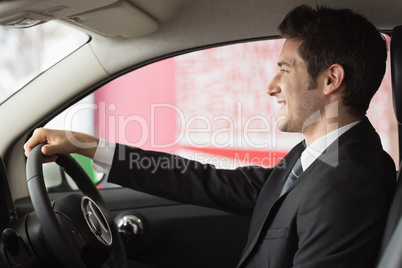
[41,144,57,156]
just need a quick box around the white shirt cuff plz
[92,139,116,175]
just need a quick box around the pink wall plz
[94,58,178,153]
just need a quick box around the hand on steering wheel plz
[26,143,127,267]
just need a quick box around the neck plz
[302,112,362,146]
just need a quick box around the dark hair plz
[279,5,387,117]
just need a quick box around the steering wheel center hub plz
[81,196,112,245]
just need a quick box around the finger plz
[24,139,44,156]
[24,128,49,155]
[24,139,40,157]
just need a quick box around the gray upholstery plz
[377,25,402,268]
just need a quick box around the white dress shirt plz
[300,121,359,171]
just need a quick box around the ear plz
[323,64,345,95]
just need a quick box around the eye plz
[280,69,288,74]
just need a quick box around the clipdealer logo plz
[61,101,301,152]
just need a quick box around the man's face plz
[267,39,325,133]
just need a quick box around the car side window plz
[44,37,397,190]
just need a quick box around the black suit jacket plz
[108,118,395,267]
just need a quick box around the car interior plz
[0,0,402,267]
[378,25,402,268]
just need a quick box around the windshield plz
[0,21,88,104]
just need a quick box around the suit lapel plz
[238,143,305,266]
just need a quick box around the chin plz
[278,120,302,133]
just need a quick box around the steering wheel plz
[26,143,127,267]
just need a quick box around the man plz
[24,5,395,267]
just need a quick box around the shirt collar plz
[300,121,360,171]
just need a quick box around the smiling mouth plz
[278,100,286,109]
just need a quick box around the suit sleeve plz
[107,144,273,216]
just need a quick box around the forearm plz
[65,130,99,159]
[107,144,271,216]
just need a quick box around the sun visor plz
[0,0,158,38]
[67,1,159,38]
[0,0,119,27]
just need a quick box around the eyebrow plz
[277,61,291,67]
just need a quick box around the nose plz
[267,73,281,96]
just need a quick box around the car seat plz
[377,25,402,268]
